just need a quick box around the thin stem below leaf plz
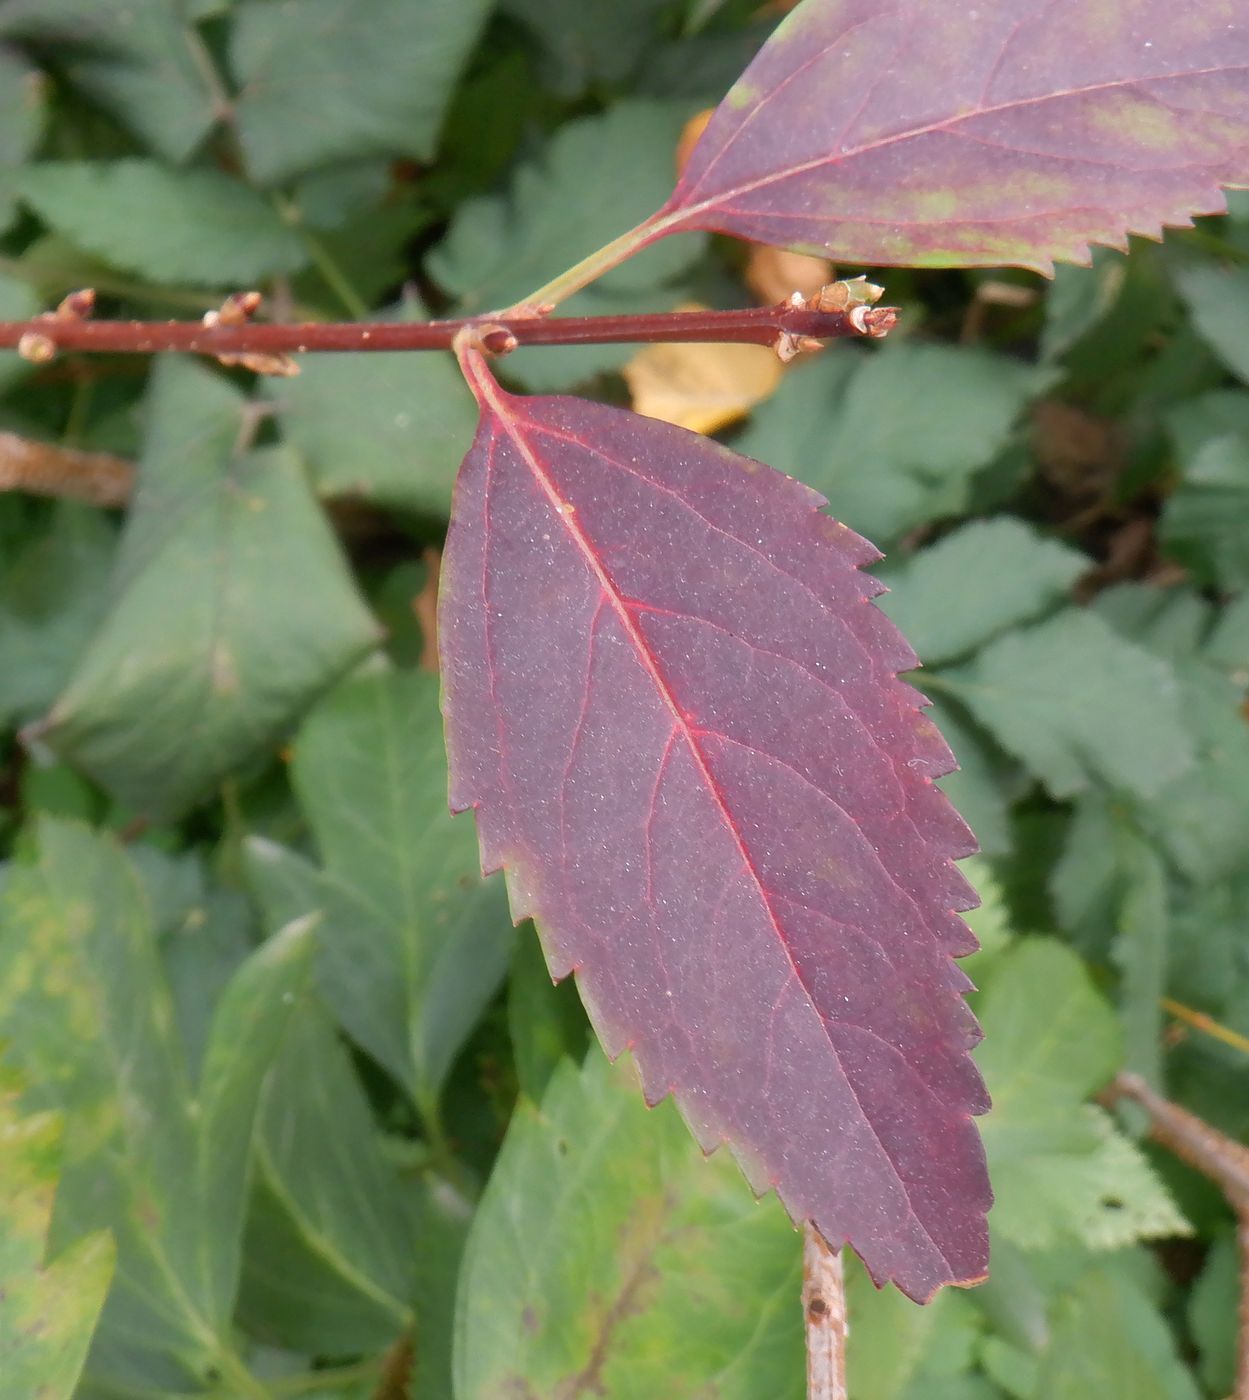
[803,1225,848,1400]
[0,302,888,361]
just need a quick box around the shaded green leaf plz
[0,1085,114,1400]
[238,1000,416,1356]
[1175,259,1249,384]
[19,161,310,286]
[0,503,115,728]
[501,0,671,96]
[0,45,44,234]
[878,519,1085,666]
[229,0,491,185]
[454,1048,803,1400]
[1160,431,1249,591]
[0,1,220,161]
[734,343,1046,544]
[508,927,590,1102]
[0,272,40,391]
[926,697,1016,858]
[245,668,513,1116]
[1113,835,1168,1091]
[40,358,380,819]
[939,610,1195,800]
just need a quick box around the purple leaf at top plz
[650,0,1249,272]
[439,352,991,1302]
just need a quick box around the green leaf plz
[40,358,380,819]
[265,305,477,516]
[0,819,314,1389]
[844,1254,947,1400]
[237,999,416,1355]
[429,101,705,313]
[508,928,590,1102]
[1187,1231,1238,1399]
[975,940,1186,1253]
[0,46,44,235]
[0,1,220,162]
[0,503,115,728]
[0,272,40,391]
[938,610,1195,800]
[1207,590,1249,679]
[245,668,513,1116]
[1159,432,1249,591]
[18,162,310,287]
[229,0,491,185]
[1035,1265,1200,1400]
[877,520,1086,666]
[454,1048,803,1400]
[733,343,1047,545]
[1174,259,1249,384]
[0,1085,114,1400]
[925,697,1016,859]
[501,0,671,96]
[1113,835,1169,1091]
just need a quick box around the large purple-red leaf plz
[439,352,991,1302]
[647,0,1249,272]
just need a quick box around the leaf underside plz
[440,354,991,1302]
[658,0,1249,272]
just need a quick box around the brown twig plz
[0,431,134,506]
[803,1225,848,1400]
[1109,1073,1249,1397]
[0,300,895,360]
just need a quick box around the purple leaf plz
[439,353,990,1302]
[650,0,1249,272]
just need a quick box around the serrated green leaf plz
[245,668,513,1117]
[1035,1265,1200,1400]
[0,503,115,728]
[878,520,1086,666]
[429,102,707,390]
[19,162,310,287]
[0,1,219,162]
[0,820,309,1389]
[734,343,1047,545]
[939,610,1195,800]
[454,1048,803,1400]
[40,358,380,819]
[1175,260,1249,384]
[975,940,1186,1253]
[0,1087,114,1400]
[237,1000,416,1355]
[265,304,477,516]
[229,0,491,185]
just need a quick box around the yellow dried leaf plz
[623,309,783,436]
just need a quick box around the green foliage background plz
[0,1,1246,1397]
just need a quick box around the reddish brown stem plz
[0,304,892,358]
